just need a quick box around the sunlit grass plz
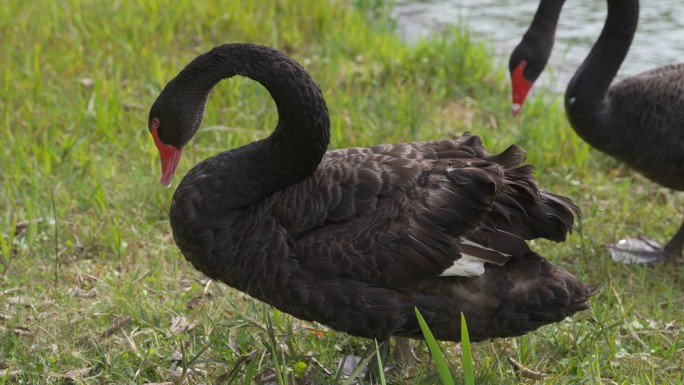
[1,0,683,384]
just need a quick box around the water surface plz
[393,0,684,92]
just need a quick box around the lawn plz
[1,0,682,383]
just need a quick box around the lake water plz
[393,0,684,92]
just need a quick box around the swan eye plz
[151,117,161,130]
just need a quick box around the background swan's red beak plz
[151,126,183,187]
[511,61,532,117]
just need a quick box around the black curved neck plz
[511,0,565,80]
[527,0,564,38]
[172,44,330,216]
[565,0,638,147]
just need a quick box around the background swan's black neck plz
[528,0,564,35]
[510,0,565,81]
[565,0,638,146]
[171,44,330,219]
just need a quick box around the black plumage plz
[148,43,593,342]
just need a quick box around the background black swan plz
[148,43,593,343]
[509,0,684,262]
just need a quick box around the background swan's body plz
[149,43,593,342]
[510,0,684,261]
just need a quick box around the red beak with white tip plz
[511,61,533,117]
[151,124,183,188]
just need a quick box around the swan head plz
[508,27,556,116]
[148,80,207,187]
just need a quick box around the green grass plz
[460,313,475,385]
[416,308,455,385]
[1,0,683,383]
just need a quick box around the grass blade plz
[339,347,376,385]
[264,311,287,385]
[0,217,15,269]
[373,339,387,385]
[461,312,475,385]
[415,307,454,385]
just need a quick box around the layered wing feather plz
[250,134,580,293]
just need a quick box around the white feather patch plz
[459,238,512,257]
[439,254,486,277]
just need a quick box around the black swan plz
[148,43,593,344]
[509,0,684,263]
